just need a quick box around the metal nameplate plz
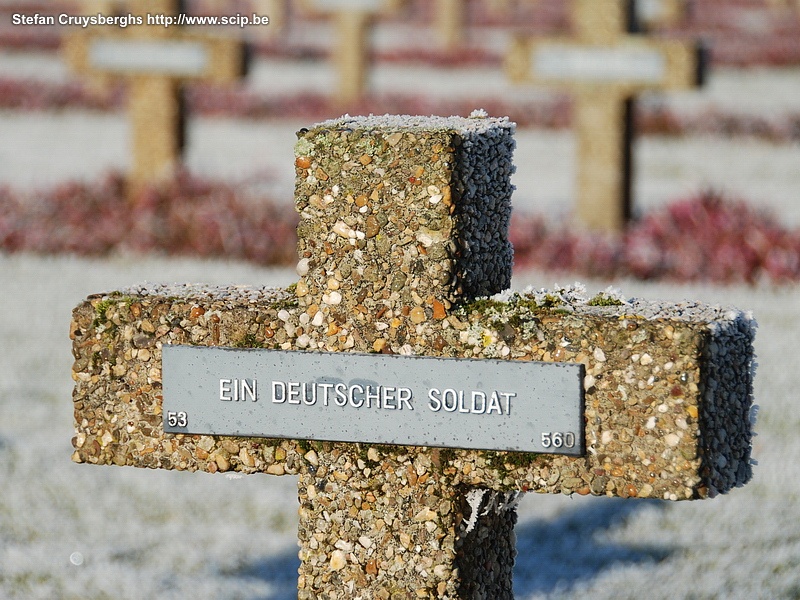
[162,345,585,455]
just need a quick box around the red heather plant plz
[125,172,298,265]
[510,192,800,285]
[0,171,298,265]
[623,193,800,284]
[1,174,798,285]
[0,78,123,111]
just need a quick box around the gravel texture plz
[68,114,755,599]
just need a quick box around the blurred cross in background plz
[505,0,705,233]
[298,0,404,105]
[634,0,687,30]
[435,0,465,51]
[63,0,246,197]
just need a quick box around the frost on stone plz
[460,490,524,536]
[490,289,516,303]
[462,489,487,534]
[520,282,589,310]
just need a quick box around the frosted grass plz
[1,253,798,599]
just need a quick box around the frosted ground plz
[1,30,800,599]
[1,254,799,599]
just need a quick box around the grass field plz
[1,253,797,599]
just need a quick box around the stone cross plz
[635,0,687,30]
[435,0,465,51]
[252,0,284,39]
[70,113,755,598]
[505,0,705,232]
[63,0,245,195]
[302,0,401,105]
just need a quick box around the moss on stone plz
[488,450,545,471]
[273,294,299,311]
[455,297,506,318]
[588,293,625,307]
[538,294,564,308]
[93,298,115,323]
[235,333,266,348]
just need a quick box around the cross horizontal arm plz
[71,283,754,500]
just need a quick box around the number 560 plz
[541,431,576,449]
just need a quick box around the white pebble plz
[304,450,319,466]
[417,232,434,247]
[296,258,310,276]
[593,347,606,362]
[332,221,354,238]
[277,309,290,322]
[330,550,346,571]
[334,540,353,552]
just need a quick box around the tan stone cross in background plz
[635,0,687,29]
[63,0,246,196]
[299,0,403,104]
[435,0,465,51]
[506,0,704,232]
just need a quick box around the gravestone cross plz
[71,113,754,598]
[505,0,705,232]
[302,0,401,105]
[635,0,687,30]
[63,0,246,195]
[435,0,465,51]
